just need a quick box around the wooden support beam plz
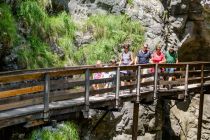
[136,66,141,103]
[197,64,204,140]
[84,69,90,118]
[115,67,120,108]
[132,102,139,140]
[44,74,50,121]
[154,64,158,99]
[184,64,189,101]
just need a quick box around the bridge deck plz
[0,82,209,128]
[0,62,209,129]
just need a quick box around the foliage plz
[30,122,79,140]
[0,3,17,46]
[1,0,144,69]
[75,14,144,65]
[17,1,77,69]
[127,0,133,5]
[37,0,52,9]
[17,36,62,69]
[19,0,48,37]
[48,12,76,39]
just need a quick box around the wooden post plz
[115,67,120,108]
[136,66,141,103]
[184,64,189,101]
[44,73,50,121]
[132,102,139,140]
[197,64,204,140]
[84,69,90,118]
[154,64,158,99]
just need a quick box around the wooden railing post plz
[154,64,158,99]
[84,69,90,118]
[136,66,141,103]
[132,102,139,140]
[184,64,189,101]
[44,73,50,121]
[197,64,204,140]
[115,67,120,108]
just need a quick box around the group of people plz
[92,43,178,91]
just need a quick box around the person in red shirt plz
[150,44,166,64]
[150,44,166,73]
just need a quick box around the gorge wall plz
[66,0,210,139]
[1,0,210,140]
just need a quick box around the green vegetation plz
[127,0,134,5]
[17,0,76,69]
[17,36,62,69]
[0,0,144,69]
[0,3,17,46]
[30,122,79,140]
[75,15,144,65]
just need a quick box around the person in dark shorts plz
[119,44,134,86]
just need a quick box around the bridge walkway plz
[0,62,209,140]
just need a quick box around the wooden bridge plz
[0,62,210,140]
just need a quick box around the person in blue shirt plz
[135,43,152,83]
[135,43,151,65]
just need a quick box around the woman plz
[119,44,134,86]
[119,44,134,66]
[150,44,166,73]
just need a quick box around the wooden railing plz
[0,62,210,121]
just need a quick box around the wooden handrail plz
[0,62,209,112]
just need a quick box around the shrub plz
[17,1,77,69]
[17,36,61,69]
[0,3,17,46]
[75,14,144,65]
[30,122,79,140]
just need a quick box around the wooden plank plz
[44,74,50,121]
[158,63,186,68]
[0,65,94,76]
[0,92,43,105]
[0,73,44,84]
[205,77,210,81]
[159,77,205,86]
[0,97,43,111]
[0,114,43,128]
[0,81,44,92]
[90,67,117,73]
[0,85,44,99]
[49,69,85,77]
[50,76,136,91]
[51,90,84,102]
[84,69,90,118]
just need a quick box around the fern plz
[0,3,17,46]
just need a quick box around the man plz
[165,46,178,81]
[135,43,151,83]
[135,43,151,65]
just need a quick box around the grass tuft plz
[0,3,17,46]
[17,1,77,69]
[30,122,79,140]
[75,14,144,65]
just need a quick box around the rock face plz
[1,0,210,139]
[162,94,210,140]
[66,0,210,140]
